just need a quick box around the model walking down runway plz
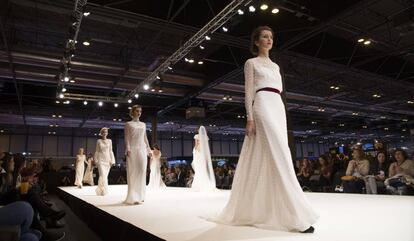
[147,144,166,190]
[191,126,216,191]
[213,26,319,232]
[74,148,86,188]
[83,153,95,186]
[94,127,116,196]
[124,105,152,204]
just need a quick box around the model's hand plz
[148,152,153,158]
[246,120,256,137]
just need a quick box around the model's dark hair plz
[153,144,160,150]
[250,26,274,56]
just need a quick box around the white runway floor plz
[59,185,414,241]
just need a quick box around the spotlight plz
[98,101,103,106]
[55,100,60,104]
[358,38,365,43]
[249,6,256,12]
[128,99,132,103]
[58,115,62,118]
[260,4,268,10]
[188,59,195,63]
[222,26,228,32]
[408,100,414,104]
[63,76,70,82]
[83,100,88,105]
[168,66,173,70]
[199,45,205,50]
[134,93,139,99]
[52,115,56,117]
[198,61,204,65]
[143,84,150,90]
[158,89,163,93]
[271,8,279,14]
[363,40,371,45]
[83,11,90,17]
[114,103,119,107]
[184,57,189,62]
[82,41,90,46]
[205,35,211,40]
[62,88,67,92]
[63,100,70,104]
[113,118,117,121]
[59,93,64,99]
[151,88,156,92]
[228,96,233,101]
[237,9,244,15]
[69,79,75,83]
[156,75,160,80]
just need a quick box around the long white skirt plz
[74,161,85,187]
[147,159,166,190]
[96,163,111,196]
[124,149,147,204]
[214,91,319,231]
[83,164,94,186]
[191,150,216,191]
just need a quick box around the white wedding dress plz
[191,126,216,191]
[94,139,115,195]
[213,57,319,231]
[124,119,151,204]
[83,157,94,186]
[74,154,86,187]
[147,150,166,190]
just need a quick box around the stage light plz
[82,41,90,46]
[83,100,88,105]
[69,79,75,83]
[249,6,255,12]
[407,100,413,104]
[98,101,103,106]
[402,119,408,122]
[198,61,204,65]
[83,11,90,17]
[113,118,117,121]
[59,93,64,99]
[199,45,205,50]
[156,75,160,80]
[52,114,56,117]
[134,93,139,99]
[58,115,62,118]
[271,8,279,14]
[168,66,173,70]
[128,99,132,103]
[188,59,195,63]
[63,100,70,104]
[364,40,371,45]
[64,76,70,82]
[205,35,211,40]
[260,4,268,10]
[151,88,156,92]
[184,58,189,62]
[222,26,228,32]
[55,101,60,104]
[237,9,244,15]
[114,103,119,107]
[158,89,163,93]
[358,38,365,43]
[228,96,233,101]
[143,84,150,90]
[62,88,67,92]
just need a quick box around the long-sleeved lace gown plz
[74,154,86,187]
[147,151,166,190]
[94,139,115,195]
[124,120,151,204]
[214,57,319,231]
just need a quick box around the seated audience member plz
[317,155,333,192]
[364,151,389,194]
[0,201,42,241]
[342,148,370,193]
[385,149,414,195]
[296,159,313,188]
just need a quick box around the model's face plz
[79,148,84,155]
[132,108,142,118]
[352,150,360,159]
[377,153,385,163]
[101,129,108,138]
[255,30,273,53]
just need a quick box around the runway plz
[59,185,414,241]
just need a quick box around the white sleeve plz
[109,139,116,165]
[124,122,131,154]
[94,140,100,162]
[244,60,255,121]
